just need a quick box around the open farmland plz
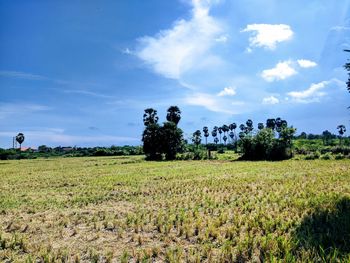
[0,156,350,262]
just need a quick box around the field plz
[0,156,350,262]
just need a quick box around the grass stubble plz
[0,155,349,262]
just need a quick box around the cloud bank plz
[135,0,223,80]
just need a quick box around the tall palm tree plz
[211,129,217,143]
[232,123,237,144]
[337,125,346,145]
[203,126,209,145]
[192,130,202,148]
[246,119,253,133]
[266,118,276,130]
[143,108,159,126]
[223,135,228,145]
[16,133,25,150]
[239,124,246,134]
[218,127,223,143]
[166,106,181,125]
[229,131,234,143]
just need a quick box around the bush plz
[335,153,345,160]
[304,151,320,160]
[320,152,333,160]
[217,148,225,154]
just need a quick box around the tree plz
[143,108,159,126]
[211,129,217,143]
[337,125,347,145]
[192,130,202,148]
[203,126,209,145]
[299,132,307,139]
[161,121,184,160]
[258,123,264,130]
[229,131,234,142]
[142,107,184,160]
[266,118,276,130]
[16,133,25,150]
[214,137,219,144]
[166,106,181,125]
[239,124,245,132]
[218,127,223,143]
[322,130,332,146]
[246,119,253,133]
[221,124,230,140]
[142,123,162,160]
[223,135,228,145]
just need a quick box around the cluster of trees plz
[192,118,289,146]
[191,118,296,160]
[142,106,184,160]
[0,145,143,160]
[192,123,239,147]
[296,127,348,145]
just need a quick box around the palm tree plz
[143,108,159,126]
[258,123,264,130]
[166,106,181,125]
[218,127,223,143]
[214,137,219,144]
[266,118,276,130]
[337,125,346,145]
[223,135,228,145]
[192,130,202,148]
[203,126,209,145]
[231,123,237,144]
[16,133,25,150]
[229,131,234,142]
[239,124,246,134]
[246,119,253,134]
[211,129,217,143]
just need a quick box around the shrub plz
[304,151,320,160]
[320,152,333,160]
[335,153,345,160]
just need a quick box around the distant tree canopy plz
[238,118,296,160]
[142,106,184,160]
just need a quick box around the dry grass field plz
[0,156,350,262]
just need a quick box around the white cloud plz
[184,93,235,114]
[262,96,280,105]
[217,86,236,96]
[261,61,297,82]
[297,59,317,68]
[241,24,293,50]
[0,70,48,80]
[135,0,223,79]
[0,103,51,119]
[286,80,340,103]
[215,34,228,43]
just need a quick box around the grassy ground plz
[0,156,350,262]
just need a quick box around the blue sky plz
[0,0,349,148]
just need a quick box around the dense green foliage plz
[0,156,349,262]
[142,106,184,160]
[0,146,143,160]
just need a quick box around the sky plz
[0,0,350,148]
